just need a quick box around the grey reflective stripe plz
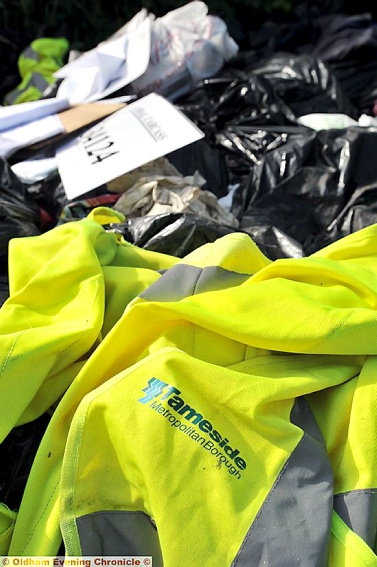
[232,397,333,567]
[334,490,377,551]
[4,90,22,105]
[30,73,50,92]
[76,510,164,565]
[5,73,50,104]
[22,46,39,61]
[141,264,250,301]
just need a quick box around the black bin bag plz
[233,125,377,254]
[174,70,298,206]
[231,52,358,119]
[0,413,51,509]
[174,53,357,209]
[167,138,229,199]
[106,211,304,261]
[106,213,237,258]
[176,69,295,132]
[0,158,41,276]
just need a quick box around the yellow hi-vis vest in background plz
[4,38,69,104]
[2,207,377,565]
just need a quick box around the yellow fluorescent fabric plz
[60,351,359,566]
[0,219,109,438]
[0,208,177,554]
[0,207,176,436]
[0,504,16,555]
[4,37,69,104]
[309,355,377,494]
[3,210,377,563]
[330,512,377,567]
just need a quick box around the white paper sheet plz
[0,98,69,132]
[0,114,64,159]
[11,157,58,183]
[55,13,151,104]
[56,93,205,200]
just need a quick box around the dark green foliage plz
[0,0,356,52]
[1,0,301,51]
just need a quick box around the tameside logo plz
[139,378,169,404]
[138,377,247,479]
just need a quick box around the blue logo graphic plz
[138,377,168,404]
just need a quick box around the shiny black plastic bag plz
[0,412,51,509]
[107,213,236,258]
[311,13,377,114]
[241,224,304,259]
[175,75,297,198]
[106,212,303,261]
[233,126,377,254]
[232,52,358,119]
[316,184,377,248]
[0,158,41,273]
[175,56,356,204]
[26,172,69,228]
[0,274,9,306]
[242,11,377,115]
[167,138,229,199]
[176,70,295,133]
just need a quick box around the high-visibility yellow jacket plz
[4,38,69,105]
[2,207,377,565]
[0,207,177,555]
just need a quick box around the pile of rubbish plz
[2,1,377,563]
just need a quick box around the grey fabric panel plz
[141,264,250,301]
[232,397,333,567]
[76,510,164,565]
[31,73,50,90]
[21,46,39,60]
[334,490,377,550]
[194,266,249,294]
[141,264,200,301]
